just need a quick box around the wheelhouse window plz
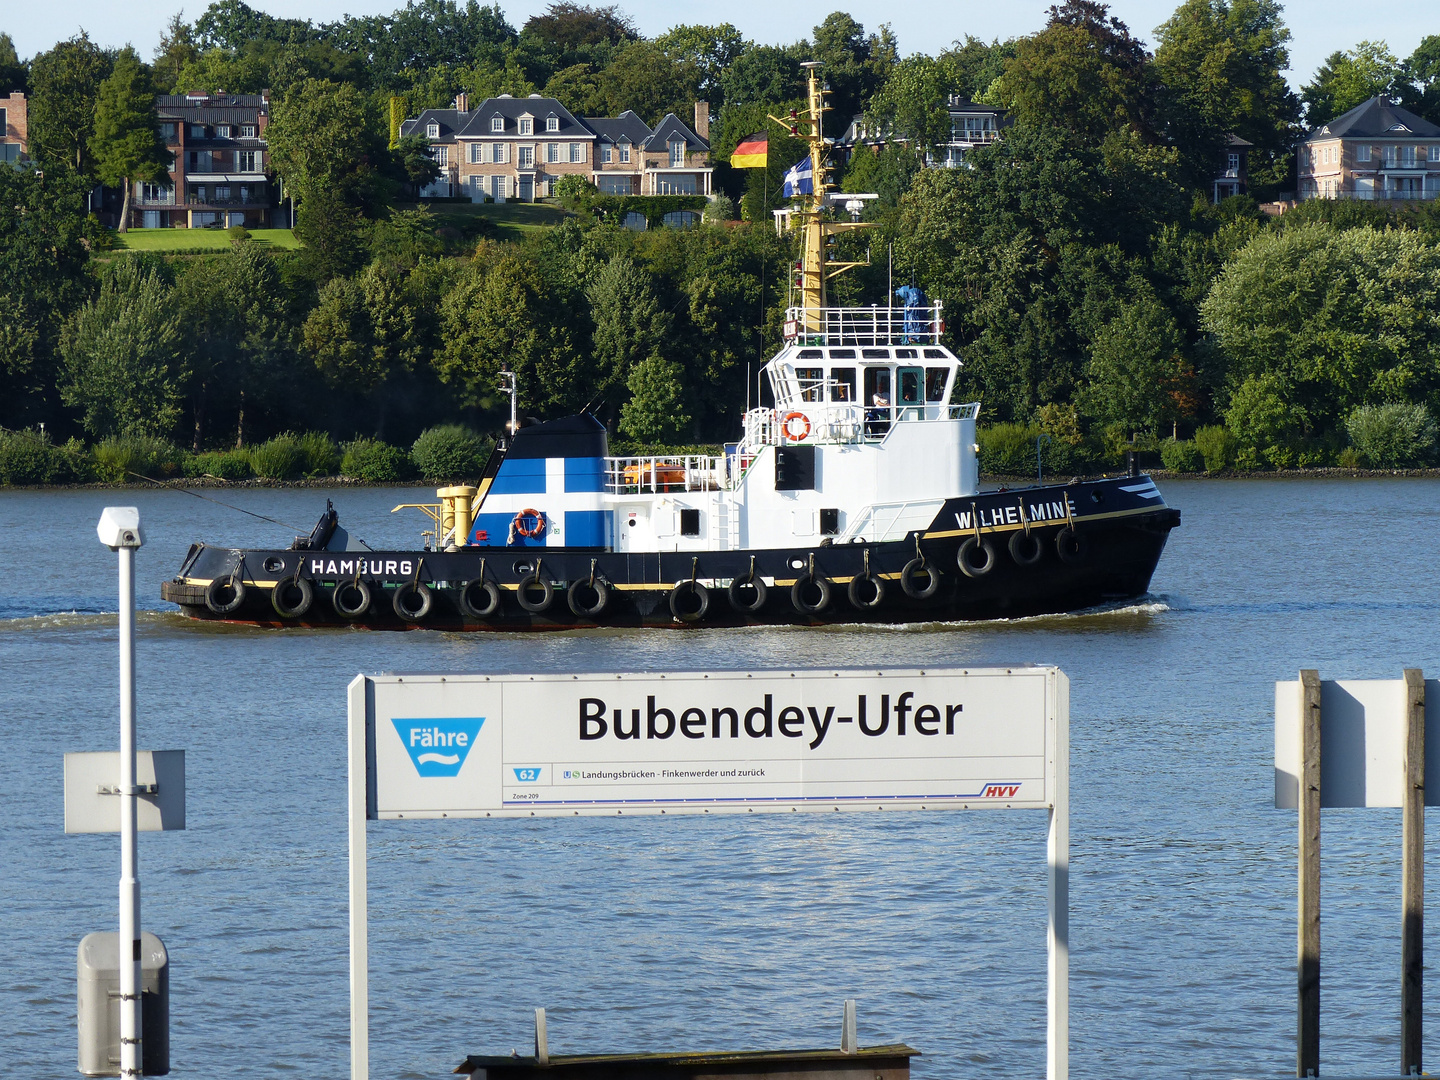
[829,368,856,402]
[795,367,824,402]
[898,366,923,407]
[925,368,949,402]
[863,367,891,406]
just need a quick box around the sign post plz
[97,507,145,1080]
[349,666,1069,1080]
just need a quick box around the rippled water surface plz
[4,480,1440,1078]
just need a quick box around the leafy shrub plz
[977,423,1074,476]
[0,428,70,485]
[1160,439,1203,472]
[91,436,187,483]
[248,432,306,479]
[341,438,412,482]
[191,449,253,480]
[227,225,251,242]
[703,196,736,223]
[297,431,340,476]
[1346,403,1438,468]
[410,425,490,482]
[1192,425,1237,473]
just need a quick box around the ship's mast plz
[770,63,873,334]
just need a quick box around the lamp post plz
[97,507,145,1079]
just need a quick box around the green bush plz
[91,436,187,483]
[703,195,736,223]
[1192,425,1237,473]
[410,425,491,482]
[191,449,253,480]
[0,428,85,485]
[227,225,251,242]
[297,431,340,476]
[341,438,412,482]
[248,432,306,479]
[1346,403,1438,468]
[1160,439,1203,472]
[977,423,1075,476]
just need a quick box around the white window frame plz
[1403,145,1416,167]
[217,125,231,138]
[519,117,533,135]
[433,146,449,166]
[1357,144,1371,163]
[570,142,585,163]
[546,115,559,132]
[1430,145,1440,162]
[601,142,612,164]
[470,143,482,164]
[490,115,503,133]
[491,142,508,164]
[546,142,559,163]
[427,122,440,138]
[491,174,506,198]
[237,150,258,173]
[1386,145,1399,167]
[619,139,630,163]
[518,144,534,168]
[240,124,255,138]
[669,138,685,167]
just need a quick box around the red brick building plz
[1,91,26,163]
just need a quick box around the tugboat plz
[161,65,1179,631]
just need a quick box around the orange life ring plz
[513,508,546,538]
[782,411,811,442]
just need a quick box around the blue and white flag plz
[782,156,814,198]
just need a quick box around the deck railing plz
[742,402,979,448]
[606,455,727,494]
[783,304,944,346]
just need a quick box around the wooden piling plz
[1298,669,1321,1078]
[1402,669,1424,1076]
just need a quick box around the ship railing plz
[840,500,945,544]
[606,455,727,494]
[744,402,979,448]
[782,303,945,346]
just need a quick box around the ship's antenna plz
[498,370,518,439]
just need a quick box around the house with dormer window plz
[1298,96,1440,202]
[641,107,711,195]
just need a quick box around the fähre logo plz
[392,717,485,777]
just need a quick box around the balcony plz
[1316,187,1439,202]
[782,304,945,346]
[187,194,272,208]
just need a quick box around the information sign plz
[348,667,1069,1080]
[364,669,1060,818]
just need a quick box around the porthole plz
[263,556,285,573]
[513,560,535,574]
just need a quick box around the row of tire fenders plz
[200,524,1089,624]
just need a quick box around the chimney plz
[694,100,710,143]
[455,92,470,113]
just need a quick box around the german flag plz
[730,132,768,169]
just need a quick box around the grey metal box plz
[64,751,186,833]
[77,932,169,1076]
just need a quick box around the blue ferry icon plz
[392,717,485,777]
[512,767,542,782]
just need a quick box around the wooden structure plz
[1278,669,1428,1077]
[454,1044,918,1079]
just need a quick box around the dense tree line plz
[3,2,1440,478]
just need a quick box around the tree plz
[586,255,670,404]
[654,24,747,108]
[394,132,442,192]
[152,15,200,93]
[92,49,172,233]
[1152,0,1300,190]
[811,13,897,137]
[194,0,316,52]
[1402,36,1440,123]
[620,354,690,442]
[1301,41,1402,125]
[0,32,26,96]
[27,33,113,172]
[174,241,291,447]
[719,44,803,108]
[543,63,605,117]
[993,0,1155,144]
[1201,223,1440,460]
[522,3,637,51]
[596,40,701,126]
[293,190,370,283]
[60,260,186,440]
[867,53,970,153]
[266,77,379,209]
[0,164,96,429]
[1080,287,1193,433]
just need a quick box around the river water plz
[3,479,1439,1079]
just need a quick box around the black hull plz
[161,477,1179,631]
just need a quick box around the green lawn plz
[396,199,568,241]
[110,228,301,251]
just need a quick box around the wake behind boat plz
[160,65,1179,631]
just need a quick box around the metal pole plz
[1298,669,1322,1078]
[118,543,142,1079]
[349,676,370,1080]
[1402,668,1425,1076]
[1047,670,1069,1080]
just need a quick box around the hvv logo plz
[392,717,485,777]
